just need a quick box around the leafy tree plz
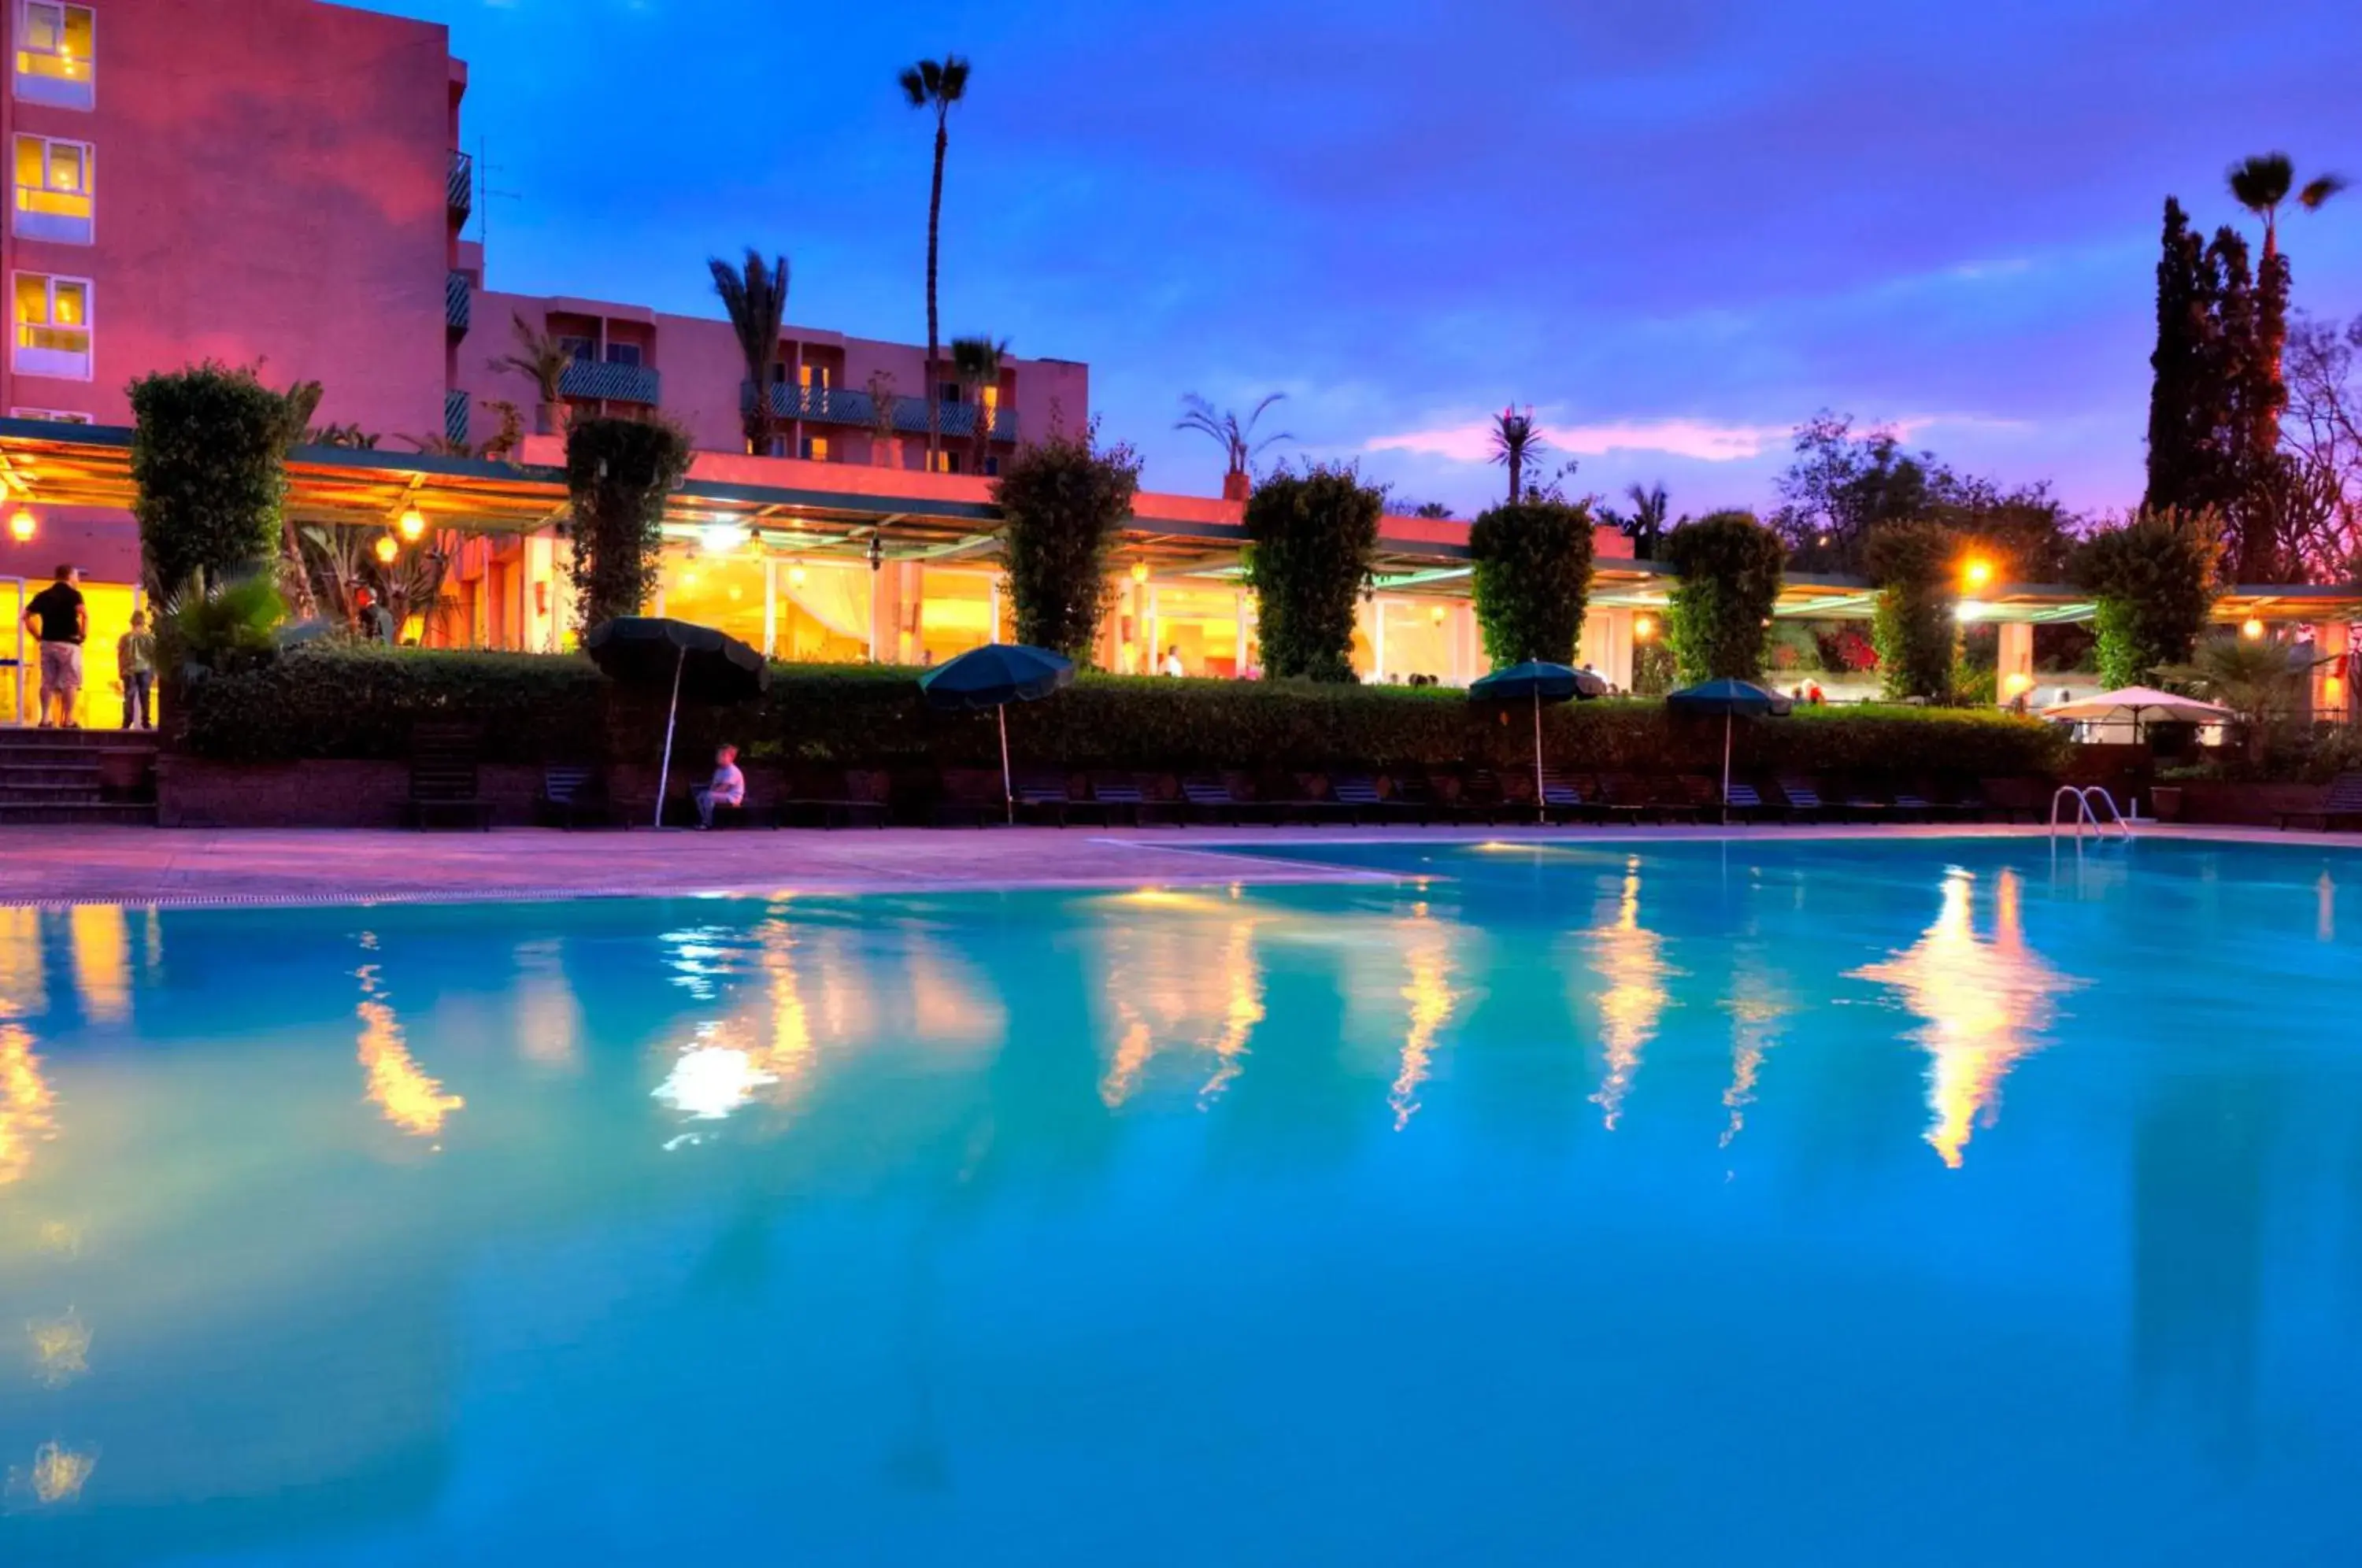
[2071,508,2223,687]
[899,55,971,468]
[1770,412,1943,573]
[565,416,691,631]
[993,420,1142,660]
[1660,509,1786,682]
[1242,463,1384,682]
[952,334,1009,476]
[2282,312,2362,575]
[1175,393,1291,495]
[709,249,790,455]
[490,313,572,435]
[1926,476,2079,581]
[129,363,296,599]
[1468,499,1597,666]
[1489,406,1545,505]
[1864,520,1960,701]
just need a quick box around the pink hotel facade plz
[0,0,1639,716]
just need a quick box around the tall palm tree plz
[1175,393,1291,496]
[2227,151,2347,260]
[900,55,972,470]
[489,313,572,436]
[709,249,791,455]
[950,335,1009,476]
[1490,406,1545,504]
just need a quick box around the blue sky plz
[377,0,2362,517]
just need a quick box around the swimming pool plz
[2,836,2357,1565]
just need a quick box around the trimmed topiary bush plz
[566,416,693,631]
[2071,508,2221,688]
[1660,510,1785,682]
[994,420,1142,660]
[1864,520,1959,701]
[128,363,295,597]
[181,647,2070,784]
[1242,464,1383,682]
[1468,499,1597,666]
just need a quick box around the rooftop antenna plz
[474,135,520,283]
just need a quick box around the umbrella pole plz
[655,645,685,830]
[1721,712,1734,827]
[1533,689,1546,826]
[998,706,1014,827]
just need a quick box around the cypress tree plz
[2143,199,2205,514]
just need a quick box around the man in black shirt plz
[22,564,86,729]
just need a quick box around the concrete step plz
[0,730,160,753]
[0,801,157,827]
[0,784,106,803]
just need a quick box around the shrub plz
[1242,464,1383,681]
[1660,510,1785,682]
[2071,508,2221,687]
[1468,499,1597,666]
[566,416,692,631]
[1864,520,1959,701]
[180,648,2070,784]
[129,363,295,597]
[994,420,1142,660]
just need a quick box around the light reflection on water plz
[0,838,2358,1564]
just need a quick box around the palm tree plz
[900,55,972,471]
[2160,635,2308,762]
[1175,393,1291,497]
[709,249,791,456]
[950,335,1008,476]
[1618,482,1675,559]
[490,313,572,435]
[2227,152,2347,260]
[1490,406,1545,504]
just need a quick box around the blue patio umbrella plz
[1665,678,1794,823]
[1470,660,1609,823]
[918,644,1077,823]
[585,616,770,827]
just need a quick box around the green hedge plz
[183,647,2071,780]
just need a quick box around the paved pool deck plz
[2,823,2359,908]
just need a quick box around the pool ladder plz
[2049,786,2132,841]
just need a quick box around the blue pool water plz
[2,837,2360,1565]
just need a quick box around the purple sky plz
[387,0,2362,517]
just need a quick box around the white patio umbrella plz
[2039,686,2232,739]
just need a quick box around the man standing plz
[117,609,156,730]
[354,587,396,645]
[21,564,85,729]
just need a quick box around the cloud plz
[1369,416,1791,464]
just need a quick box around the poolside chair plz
[1597,774,1659,825]
[537,764,612,830]
[2277,771,2362,832]
[1642,775,1704,824]
[402,723,492,830]
[1536,769,1603,824]
[1014,770,1076,827]
[1774,776,1831,823]
[1087,775,1149,827]
[1335,773,1426,825]
[1180,775,1253,826]
[1383,772,1438,826]
[779,769,891,829]
[931,767,1007,827]
[1978,776,2048,824]
[1453,769,1512,825]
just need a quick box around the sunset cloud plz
[1369,417,1792,464]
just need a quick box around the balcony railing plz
[561,359,662,406]
[445,271,471,332]
[748,383,1017,443]
[448,150,474,220]
[444,389,470,449]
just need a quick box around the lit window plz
[14,271,91,378]
[800,436,828,462]
[13,134,91,242]
[930,449,961,475]
[798,363,831,391]
[9,406,89,423]
[16,3,94,110]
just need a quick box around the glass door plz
[0,578,25,725]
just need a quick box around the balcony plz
[448,150,474,221]
[749,383,1017,443]
[561,359,662,406]
[446,271,471,332]
[444,389,470,448]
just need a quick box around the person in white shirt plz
[694,745,746,829]
[1161,645,1185,678]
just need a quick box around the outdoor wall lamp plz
[7,508,34,542]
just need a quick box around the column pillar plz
[2316,620,2353,725]
[1997,620,2035,709]
[1599,608,1636,693]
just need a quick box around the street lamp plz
[1963,557,1994,591]
[2241,617,2266,640]
[374,534,400,566]
[398,508,427,543]
[1634,615,1656,641]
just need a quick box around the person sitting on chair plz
[694,744,746,830]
